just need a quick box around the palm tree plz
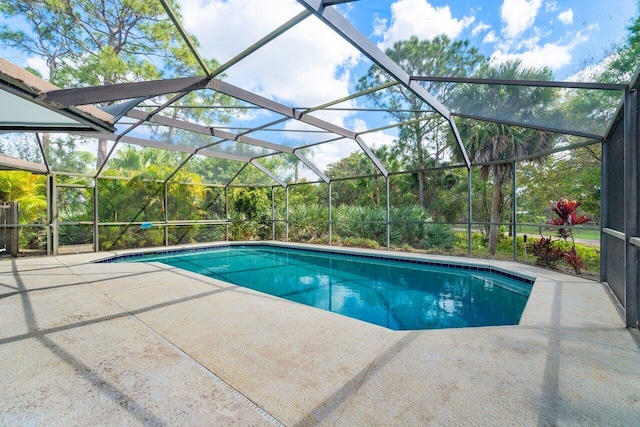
[453,60,559,255]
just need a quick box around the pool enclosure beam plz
[0,154,47,174]
[158,0,211,75]
[297,0,471,170]
[386,177,390,250]
[452,112,606,141]
[328,182,332,245]
[512,161,517,262]
[76,132,252,163]
[125,109,295,154]
[44,76,209,107]
[624,87,639,329]
[410,76,628,91]
[93,179,99,252]
[207,79,388,177]
[294,151,330,183]
[35,133,51,174]
[467,169,472,258]
[286,187,290,242]
[271,188,276,240]
[250,159,287,188]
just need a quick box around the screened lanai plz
[0,0,637,332]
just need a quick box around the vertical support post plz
[225,186,229,241]
[93,177,99,252]
[624,87,639,329]
[271,186,275,240]
[164,182,169,246]
[4,202,18,257]
[51,175,59,255]
[328,182,332,245]
[46,174,52,256]
[285,186,290,242]
[386,176,390,250]
[512,161,517,262]
[600,139,608,282]
[467,168,472,258]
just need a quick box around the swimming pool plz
[103,244,535,330]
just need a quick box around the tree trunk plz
[97,139,108,168]
[488,167,505,255]
[41,133,50,161]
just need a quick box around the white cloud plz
[372,15,388,37]
[178,0,360,109]
[490,42,574,70]
[472,22,491,36]
[500,0,542,39]
[483,31,498,44]
[377,0,475,49]
[545,1,559,12]
[558,9,574,25]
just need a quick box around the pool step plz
[471,275,532,297]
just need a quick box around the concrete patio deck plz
[1,243,639,426]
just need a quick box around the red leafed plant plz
[549,198,591,241]
[532,198,591,275]
[563,247,586,275]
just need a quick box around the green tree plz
[357,35,485,208]
[453,60,558,255]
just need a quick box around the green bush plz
[288,203,329,242]
[419,223,456,251]
[334,205,386,245]
[341,236,380,249]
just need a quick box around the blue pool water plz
[109,245,533,330]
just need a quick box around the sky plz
[1,0,637,176]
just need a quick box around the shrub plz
[531,237,564,268]
[334,205,386,245]
[341,237,380,249]
[288,203,329,242]
[419,223,456,251]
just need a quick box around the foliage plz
[531,237,564,268]
[602,1,640,84]
[419,223,456,251]
[288,203,328,243]
[229,187,270,221]
[552,240,600,273]
[562,247,586,275]
[517,146,601,222]
[0,171,47,249]
[228,211,260,241]
[340,237,381,249]
[334,205,387,245]
[532,198,591,274]
[549,197,591,240]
